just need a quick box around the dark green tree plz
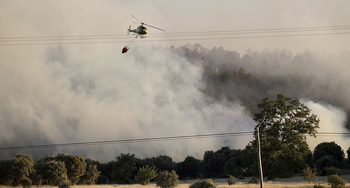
[55,153,87,184]
[80,165,101,184]
[11,154,35,186]
[252,94,320,178]
[176,156,202,179]
[0,160,13,185]
[153,155,176,172]
[201,150,226,178]
[79,159,101,184]
[304,149,313,167]
[241,143,258,176]
[111,153,137,184]
[314,155,339,175]
[223,149,243,178]
[37,155,56,163]
[97,161,113,184]
[35,160,67,185]
[314,142,345,163]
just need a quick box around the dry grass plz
[1,175,350,188]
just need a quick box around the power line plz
[1,25,350,46]
[1,32,349,46]
[0,131,348,151]
[0,132,254,151]
[316,132,350,137]
[2,25,350,40]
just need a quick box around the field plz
[2,175,349,188]
[72,175,350,188]
[78,175,350,188]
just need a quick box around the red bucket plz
[122,46,129,54]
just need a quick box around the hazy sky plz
[1,0,350,54]
[1,0,349,161]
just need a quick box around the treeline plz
[0,153,100,186]
[1,142,349,186]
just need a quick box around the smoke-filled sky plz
[1,0,349,161]
[1,0,350,54]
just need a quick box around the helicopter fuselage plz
[129,25,147,36]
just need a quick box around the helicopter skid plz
[136,35,147,39]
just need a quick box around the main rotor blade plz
[144,23,165,32]
[131,15,143,23]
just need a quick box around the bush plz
[58,179,71,188]
[328,175,346,188]
[136,165,158,185]
[325,166,339,176]
[189,179,216,188]
[227,175,235,185]
[156,170,179,188]
[313,184,325,188]
[303,166,317,183]
[248,178,258,184]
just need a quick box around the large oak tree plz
[252,94,320,178]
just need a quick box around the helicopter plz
[127,15,165,38]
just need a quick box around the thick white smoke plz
[0,45,255,162]
[304,100,349,155]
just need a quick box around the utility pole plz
[256,124,264,188]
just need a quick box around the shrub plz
[313,184,325,188]
[136,165,158,185]
[303,166,317,183]
[58,179,71,188]
[328,175,346,188]
[248,178,258,184]
[189,179,216,188]
[227,175,235,185]
[156,170,179,188]
[325,166,339,176]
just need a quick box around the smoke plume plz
[0,45,255,162]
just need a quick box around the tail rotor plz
[127,25,131,35]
